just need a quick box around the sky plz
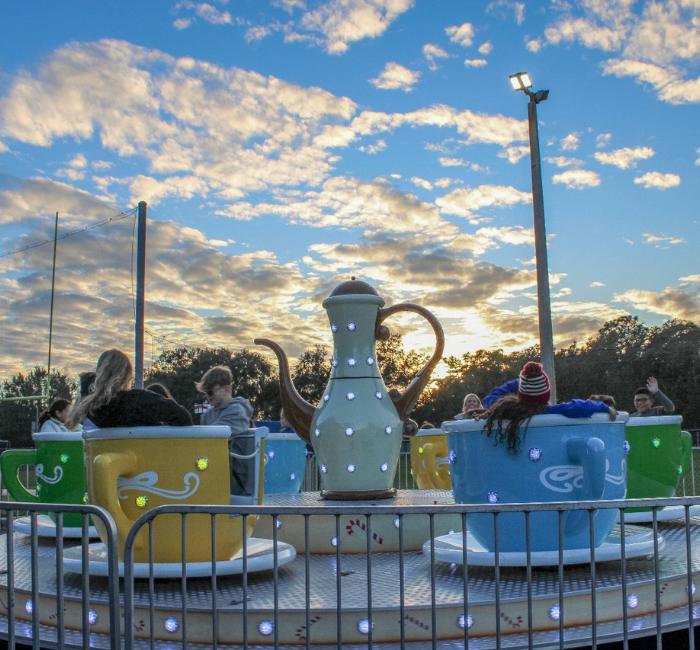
[0,0,698,380]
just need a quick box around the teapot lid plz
[328,277,379,298]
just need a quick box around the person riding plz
[481,361,617,453]
[66,349,192,429]
[631,377,674,417]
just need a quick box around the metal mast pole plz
[46,211,59,401]
[526,97,557,403]
[134,201,147,388]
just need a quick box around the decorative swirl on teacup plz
[605,458,626,486]
[539,459,626,494]
[35,464,64,485]
[117,471,201,501]
[539,466,584,493]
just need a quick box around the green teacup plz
[0,431,87,528]
[625,415,689,513]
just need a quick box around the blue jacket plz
[482,379,610,417]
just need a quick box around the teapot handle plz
[376,303,444,428]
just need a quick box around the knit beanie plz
[517,361,551,405]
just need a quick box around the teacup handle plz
[566,436,606,501]
[376,303,445,425]
[420,442,441,489]
[92,451,142,551]
[680,431,692,478]
[0,449,40,503]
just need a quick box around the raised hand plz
[608,406,617,421]
[646,376,659,394]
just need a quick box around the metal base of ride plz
[253,489,463,553]
[1,519,699,648]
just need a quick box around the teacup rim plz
[414,428,444,436]
[33,431,84,442]
[627,414,683,426]
[265,432,305,441]
[83,425,233,440]
[442,411,629,432]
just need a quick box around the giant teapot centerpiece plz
[256,279,444,500]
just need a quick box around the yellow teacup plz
[409,428,451,489]
[84,425,252,564]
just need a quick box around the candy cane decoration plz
[345,519,384,545]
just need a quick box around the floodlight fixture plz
[509,72,532,92]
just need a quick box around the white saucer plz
[621,504,700,524]
[63,537,296,578]
[423,527,662,567]
[12,515,99,539]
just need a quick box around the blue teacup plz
[263,432,307,494]
[443,413,628,553]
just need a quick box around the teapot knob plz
[376,324,391,341]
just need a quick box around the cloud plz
[436,184,531,220]
[614,286,700,321]
[0,181,325,375]
[696,147,700,166]
[596,132,612,148]
[486,1,525,25]
[539,1,700,105]
[219,175,449,236]
[357,139,387,154]
[590,281,606,287]
[423,43,448,70]
[445,22,474,47]
[369,62,420,91]
[680,274,700,284]
[525,38,542,53]
[410,176,432,190]
[478,41,493,55]
[298,0,415,54]
[499,145,530,164]
[464,58,487,68]
[438,157,467,167]
[560,133,580,151]
[593,145,654,169]
[544,156,583,168]
[642,233,685,247]
[552,169,601,189]
[173,1,234,28]
[633,171,681,189]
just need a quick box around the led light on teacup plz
[135,495,149,508]
[195,456,209,471]
[60,453,70,463]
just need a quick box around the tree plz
[145,346,279,419]
[292,345,331,406]
[0,367,75,447]
[376,333,430,392]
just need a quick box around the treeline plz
[1,316,698,447]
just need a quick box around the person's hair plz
[462,393,483,411]
[195,365,233,394]
[146,382,174,400]
[634,387,652,398]
[79,371,96,399]
[483,394,547,453]
[66,349,133,428]
[38,398,71,427]
[589,394,616,408]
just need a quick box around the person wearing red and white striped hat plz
[478,360,616,452]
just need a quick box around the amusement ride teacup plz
[83,425,255,564]
[624,415,690,513]
[0,430,87,528]
[443,413,628,553]
[263,432,307,494]
[409,428,451,490]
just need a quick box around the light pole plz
[509,72,557,403]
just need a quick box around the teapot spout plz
[254,338,314,444]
